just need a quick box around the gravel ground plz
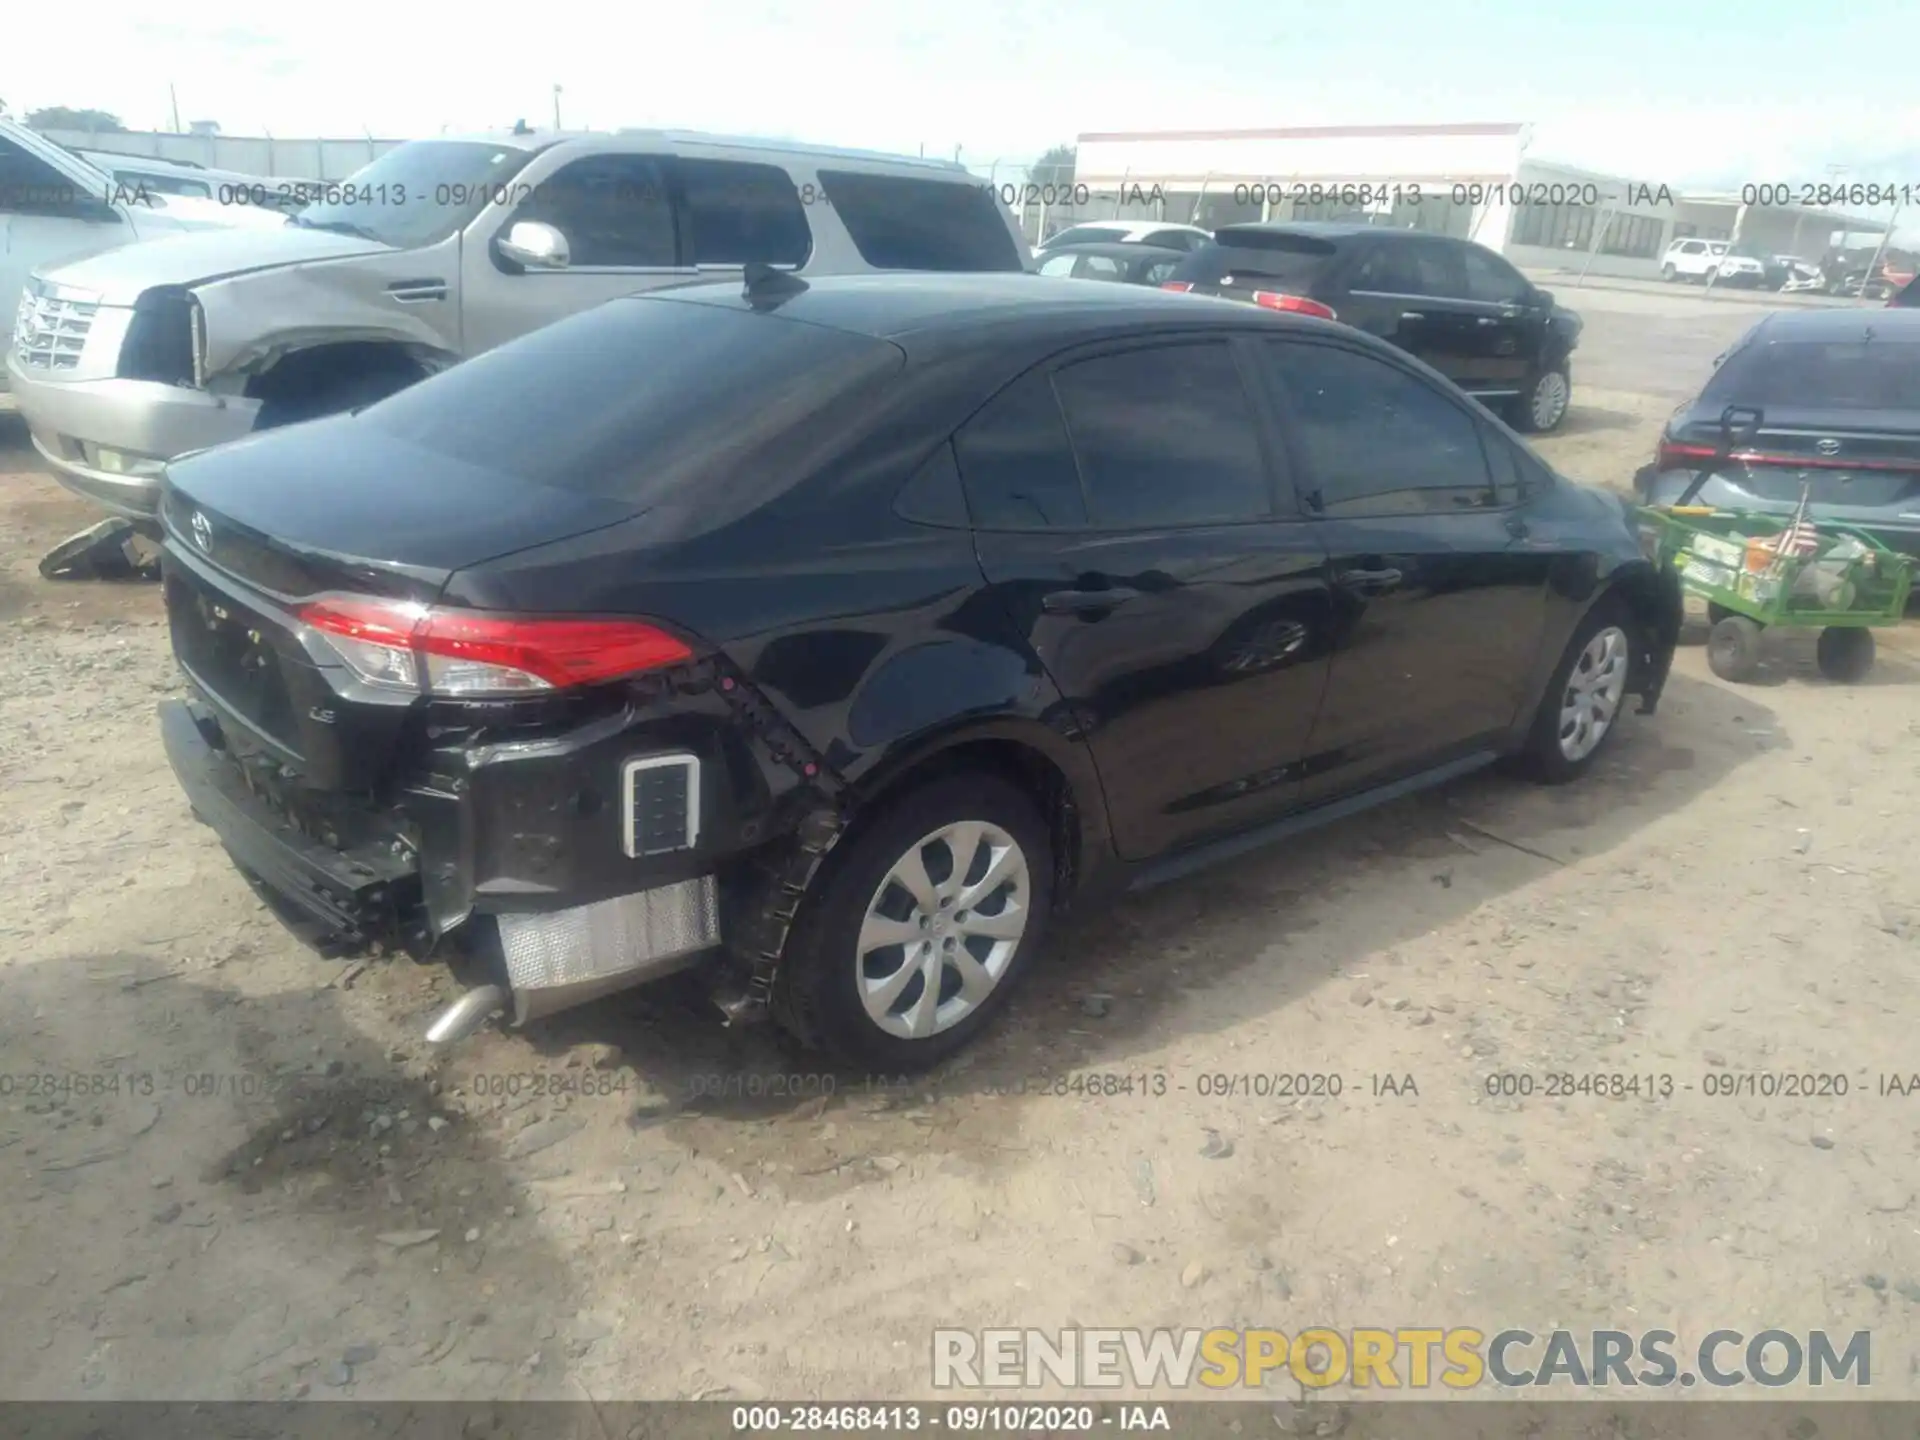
[4,308,1919,1413]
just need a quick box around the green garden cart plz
[1636,406,1913,683]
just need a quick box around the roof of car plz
[1743,308,1920,343]
[628,272,1316,345]
[1037,240,1187,261]
[1052,220,1208,238]
[1212,221,1405,243]
[428,128,970,171]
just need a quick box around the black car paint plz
[1166,224,1581,402]
[157,275,1674,1009]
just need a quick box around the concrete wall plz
[36,128,408,180]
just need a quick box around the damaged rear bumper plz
[159,696,732,1036]
[160,697,415,943]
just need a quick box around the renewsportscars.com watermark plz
[932,1328,1872,1391]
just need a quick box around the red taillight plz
[1655,437,1913,473]
[1251,291,1338,321]
[1655,438,1718,470]
[296,594,693,698]
[1159,281,1195,293]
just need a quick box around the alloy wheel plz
[857,821,1032,1040]
[1530,370,1570,431]
[1558,625,1629,761]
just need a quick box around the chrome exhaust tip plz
[424,985,508,1044]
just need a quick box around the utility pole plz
[169,84,182,133]
[552,84,563,131]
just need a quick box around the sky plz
[6,0,1918,228]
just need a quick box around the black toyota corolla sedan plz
[156,271,1680,1068]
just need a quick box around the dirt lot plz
[4,287,1920,1409]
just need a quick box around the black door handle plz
[1336,567,1403,596]
[1042,587,1140,615]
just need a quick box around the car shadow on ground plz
[1552,405,1643,437]
[0,951,584,1401]
[514,669,1773,1140]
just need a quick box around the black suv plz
[1163,223,1584,433]
[156,273,1676,1069]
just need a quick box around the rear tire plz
[1815,626,1875,682]
[772,771,1054,1071]
[1512,600,1635,784]
[1707,615,1764,682]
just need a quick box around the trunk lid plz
[1667,404,1920,508]
[159,413,645,790]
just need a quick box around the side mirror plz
[496,221,570,270]
[1533,287,1554,309]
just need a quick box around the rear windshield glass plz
[358,296,905,506]
[1168,229,1337,287]
[1704,338,1920,410]
[816,170,1023,272]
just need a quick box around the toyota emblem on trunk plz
[1816,438,1843,456]
[191,510,213,552]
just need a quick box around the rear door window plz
[1262,341,1497,516]
[954,371,1089,528]
[1351,241,1462,298]
[511,153,677,267]
[816,170,1022,271]
[1704,339,1920,409]
[1052,343,1273,527]
[1404,241,1469,299]
[675,158,810,266]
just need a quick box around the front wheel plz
[1510,365,1571,433]
[1511,603,1634,783]
[1661,263,1677,281]
[773,771,1054,1070]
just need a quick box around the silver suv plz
[7,128,1031,519]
